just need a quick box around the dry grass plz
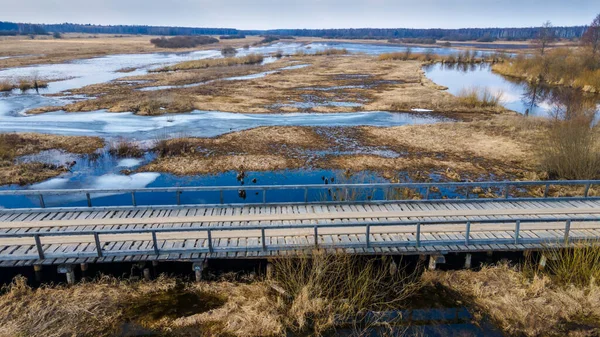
[108,138,145,158]
[492,48,600,92]
[0,80,13,91]
[271,252,423,335]
[540,118,600,179]
[0,34,263,69]
[0,254,423,337]
[143,126,328,174]
[0,133,104,186]
[294,48,349,57]
[427,262,600,337]
[456,87,504,108]
[0,275,283,337]
[157,54,264,72]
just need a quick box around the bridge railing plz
[0,180,598,209]
[0,216,599,261]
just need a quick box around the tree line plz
[0,21,589,41]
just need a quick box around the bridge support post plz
[143,268,151,281]
[58,264,75,285]
[539,255,548,270]
[464,254,472,269]
[34,264,43,282]
[428,255,446,271]
[192,261,207,282]
[266,261,275,280]
[389,259,398,276]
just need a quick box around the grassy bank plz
[0,133,104,185]
[492,48,600,92]
[0,78,48,92]
[156,54,264,72]
[3,249,600,336]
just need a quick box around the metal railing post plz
[152,231,159,255]
[219,190,224,204]
[465,221,471,246]
[34,234,44,259]
[131,192,137,207]
[86,193,92,207]
[584,184,591,198]
[514,220,521,244]
[564,219,571,243]
[416,223,421,248]
[544,184,550,198]
[425,186,430,200]
[262,189,267,204]
[38,194,45,208]
[366,224,371,248]
[207,229,213,253]
[504,184,509,199]
[304,187,309,203]
[94,233,103,257]
[261,228,267,251]
[314,226,318,247]
[176,190,181,205]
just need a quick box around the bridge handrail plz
[1,215,597,238]
[3,215,598,260]
[0,180,598,209]
[0,179,597,196]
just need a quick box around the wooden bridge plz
[0,180,599,270]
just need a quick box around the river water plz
[0,41,575,201]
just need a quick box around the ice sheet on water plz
[116,158,143,168]
[92,173,160,190]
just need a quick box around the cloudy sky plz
[0,0,597,29]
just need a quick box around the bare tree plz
[582,13,600,56]
[536,21,555,55]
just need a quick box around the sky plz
[0,0,597,30]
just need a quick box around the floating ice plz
[116,158,143,168]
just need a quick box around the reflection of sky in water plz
[424,63,547,115]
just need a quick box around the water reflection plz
[424,63,600,117]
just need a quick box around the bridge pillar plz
[464,254,472,269]
[266,260,275,280]
[143,268,151,281]
[428,255,446,271]
[33,264,43,282]
[389,259,398,276]
[57,264,75,285]
[192,261,207,282]
[539,254,548,270]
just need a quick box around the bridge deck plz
[1,198,600,266]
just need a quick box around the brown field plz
[30,54,510,116]
[140,115,549,183]
[0,34,264,69]
[0,133,104,186]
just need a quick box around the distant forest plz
[0,21,589,41]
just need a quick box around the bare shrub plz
[541,118,600,180]
[150,36,218,48]
[221,46,237,57]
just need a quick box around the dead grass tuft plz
[157,54,264,72]
[108,138,145,158]
[456,87,504,108]
[426,263,600,337]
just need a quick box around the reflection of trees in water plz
[422,63,490,73]
[547,87,599,122]
[520,83,551,116]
